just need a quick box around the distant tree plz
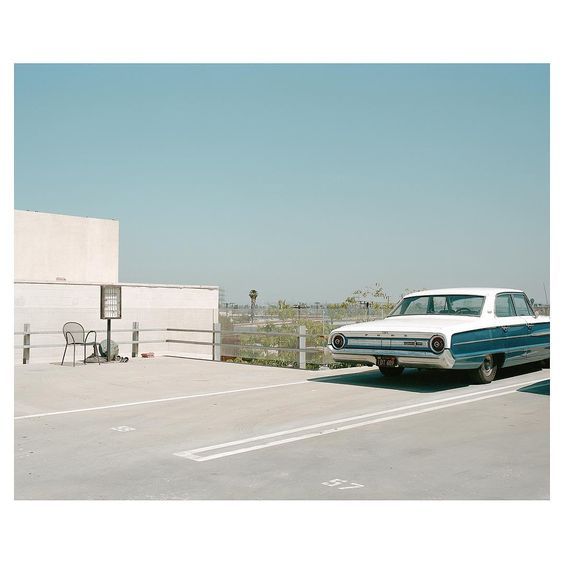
[401,287,425,298]
[326,302,348,325]
[345,282,394,319]
[342,295,358,306]
[348,282,386,304]
[278,299,297,321]
[249,289,258,322]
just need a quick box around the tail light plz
[430,335,445,353]
[331,333,346,349]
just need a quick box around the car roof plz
[403,288,523,298]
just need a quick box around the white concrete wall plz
[15,210,119,284]
[14,282,219,365]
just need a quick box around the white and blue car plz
[328,288,550,384]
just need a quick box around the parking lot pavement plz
[14,357,549,500]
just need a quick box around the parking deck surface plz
[14,357,549,499]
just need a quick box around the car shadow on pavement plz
[310,368,471,393]
[495,362,545,380]
[310,362,547,394]
[517,379,550,395]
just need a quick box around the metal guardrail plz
[14,323,328,369]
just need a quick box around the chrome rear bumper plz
[328,348,456,369]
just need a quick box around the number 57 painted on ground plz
[322,478,365,490]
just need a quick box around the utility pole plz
[358,300,370,321]
[293,303,309,320]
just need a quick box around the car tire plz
[541,358,550,369]
[379,366,404,377]
[470,354,498,384]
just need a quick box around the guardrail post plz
[213,322,222,361]
[23,323,30,364]
[298,325,306,369]
[132,321,139,358]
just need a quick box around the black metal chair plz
[61,322,100,366]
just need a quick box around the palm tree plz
[249,289,258,323]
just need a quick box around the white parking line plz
[174,377,548,462]
[14,380,308,420]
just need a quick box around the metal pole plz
[213,322,222,362]
[107,318,111,362]
[132,321,139,358]
[298,325,306,369]
[23,323,30,365]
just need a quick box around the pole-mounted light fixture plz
[100,285,122,362]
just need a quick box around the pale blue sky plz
[15,64,549,304]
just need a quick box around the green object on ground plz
[99,340,119,360]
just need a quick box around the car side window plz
[512,293,534,316]
[495,294,516,317]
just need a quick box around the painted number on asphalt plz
[322,478,365,490]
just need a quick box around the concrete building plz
[14,210,219,364]
[15,210,119,284]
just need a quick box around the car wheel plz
[379,366,404,377]
[470,354,498,384]
[541,358,550,369]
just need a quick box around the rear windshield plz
[389,295,485,317]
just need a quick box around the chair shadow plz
[51,358,106,366]
[309,362,547,394]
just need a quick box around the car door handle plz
[500,326,509,332]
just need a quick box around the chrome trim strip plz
[343,332,433,339]
[329,346,436,357]
[347,338,384,347]
[452,342,550,361]
[329,354,381,365]
[456,332,550,346]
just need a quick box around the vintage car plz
[327,288,550,384]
